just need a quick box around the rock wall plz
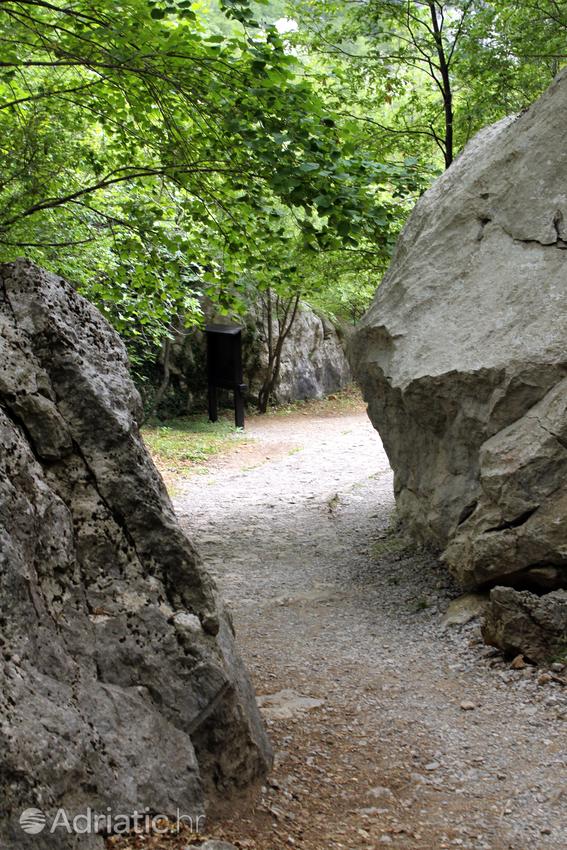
[0,259,271,848]
[350,71,567,603]
[158,301,351,415]
[246,303,351,405]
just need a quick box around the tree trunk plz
[144,335,172,422]
[257,294,301,413]
[428,1,454,168]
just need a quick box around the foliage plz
[0,0,415,359]
[286,0,567,171]
[2,0,566,413]
[268,0,567,339]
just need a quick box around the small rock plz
[510,654,527,669]
[460,700,476,711]
[369,786,395,800]
[441,593,489,627]
[256,689,324,720]
[538,673,553,685]
[482,587,567,665]
[173,611,203,632]
[425,761,441,771]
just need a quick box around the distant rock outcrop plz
[157,301,351,415]
[351,72,567,657]
[247,303,351,405]
[0,259,271,848]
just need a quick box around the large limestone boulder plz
[351,70,567,593]
[0,260,271,848]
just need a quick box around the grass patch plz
[142,414,250,487]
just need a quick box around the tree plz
[8,1,561,418]
[257,289,300,412]
[287,0,567,171]
[0,0,409,339]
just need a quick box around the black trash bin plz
[205,323,246,428]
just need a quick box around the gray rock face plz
[0,259,271,848]
[246,304,351,405]
[160,301,351,415]
[351,70,567,593]
[482,587,567,664]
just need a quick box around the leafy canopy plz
[0,0,417,347]
[2,0,565,373]
[286,0,567,169]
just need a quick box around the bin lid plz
[205,323,242,335]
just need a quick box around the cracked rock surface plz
[350,70,567,612]
[0,259,271,849]
[483,587,567,664]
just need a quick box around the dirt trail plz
[175,407,567,850]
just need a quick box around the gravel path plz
[175,408,566,850]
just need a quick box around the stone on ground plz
[441,593,489,628]
[0,259,271,849]
[482,587,567,664]
[350,69,567,656]
[256,689,324,720]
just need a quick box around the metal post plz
[208,383,218,423]
[234,384,246,429]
